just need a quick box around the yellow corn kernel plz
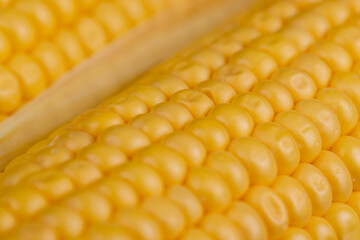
[347,192,360,217]
[206,151,249,200]
[21,169,74,200]
[292,163,332,216]
[244,186,289,239]
[93,176,138,209]
[171,61,210,88]
[274,111,322,163]
[8,53,47,99]
[180,228,214,240]
[253,80,294,114]
[229,137,277,186]
[133,144,186,185]
[230,48,278,80]
[0,206,16,234]
[324,203,360,239]
[142,197,186,239]
[271,67,317,102]
[272,176,311,227]
[86,224,136,240]
[208,103,254,139]
[0,163,41,187]
[64,190,112,222]
[196,80,236,105]
[295,99,340,149]
[210,38,242,58]
[0,29,11,62]
[316,88,358,135]
[267,1,298,20]
[55,30,87,66]
[351,122,360,139]
[311,0,350,26]
[226,201,267,240]
[50,130,93,153]
[98,125,150,156]
[115,0,149,24]
[95,2,129,37]
[0,66,21,114]
[327,25,360,60]
[190,49,225,70]
[151,76,188,98]
[288,12,330,38]
[304,216,337,240]
[253,122,300,175]
[59,160,102,187]
[233,92,274,125]
[162,131,206,167]
[116,208,164,240]
[0,186,47,219]
[114,162,164,198]
[126,85,166,108]
[186,167,231,212]
[212,64,258,93]
[331,136,360,190]
[201,213,243,240]
[33,146,73,168]
[279,27,315,51]
[72,109,124,137]
[313,151,352,202]
[250,33,299,66]
[107,96,148,123]
[330,72,360,114]
[280,227,312,240]
[48,0,78,25]
[8,222,57,240]
[309,40,353,72]
[185,118,229,152]
[248,11,282,33]
[150,102,193,130]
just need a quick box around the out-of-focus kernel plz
[229,137,277,186]
[327,25,360,60]
[86,223,136,240]
[280,27,315,51]
[126,85,166,108]
[185,118,230,152]
[116,208,165,240]
[115,0,149,24]
[166,185,203,226]
[0,206,16,234]
[72,109,124,137]
[295,99,340,149]
[75,17,108,53]
[226,201,267,240]
[162,131,206,167]
[292,163,332,216]
[94,176,138,209]
[190,49,225,69]
[114,162,164,198]
[253,122,300,175]
[288,12,330,38]
[291,54,331,88]
[186,167,231,212]
[232,92,274,124]
[227,27,260,46]
[304,216,337,240]
[151,102,193,130]
[196,80,236,105]
[309,40,353,72]
[50,130,93,153]
[267,1,298,19]
[142,197,186,239]
[26,139,52,154]
[210,38,242,58]
[130,113,173,142]
[1,163,41,187]
[0,29,11,62]
[4,154,33,173]
[107,96,148,123]
[95,2,129,37]
[317,88,358,135]
[151,76,188,98]
[180,228,214,240]
[280,227,311,240]
[11,222,57,240]
[230,48,278,80]
[271,176,312,227]
[347,192,360,217]
[213,64,258,93]
[22,169,73,200]
[0,66,21,114]
[275,111,322,163]
[244,186,288,239]
[313,150,352,202]
[250,33,299,66]
[0,186,47,219]
[331,136,360,190]
[97,125,150,156]
[351,122,360,139]
[33,146,73,168]
[271,67,317,102]
[133,144,187,185]
[330,72,360,114]
[65,190,111,222]
[201,213,243,240]
[253,80,294,114]
[59,159,102,187]
[48,0,78,25]
[208,103,254,139]
[55,30,87,66]
[311,0,350,26]
[171,61,210,88]
[249,12,282,33]
[324,203,360,239]
[206,151,249,199]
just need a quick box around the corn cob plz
[3,0,360,239]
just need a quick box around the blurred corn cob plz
[2,0,360,239]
